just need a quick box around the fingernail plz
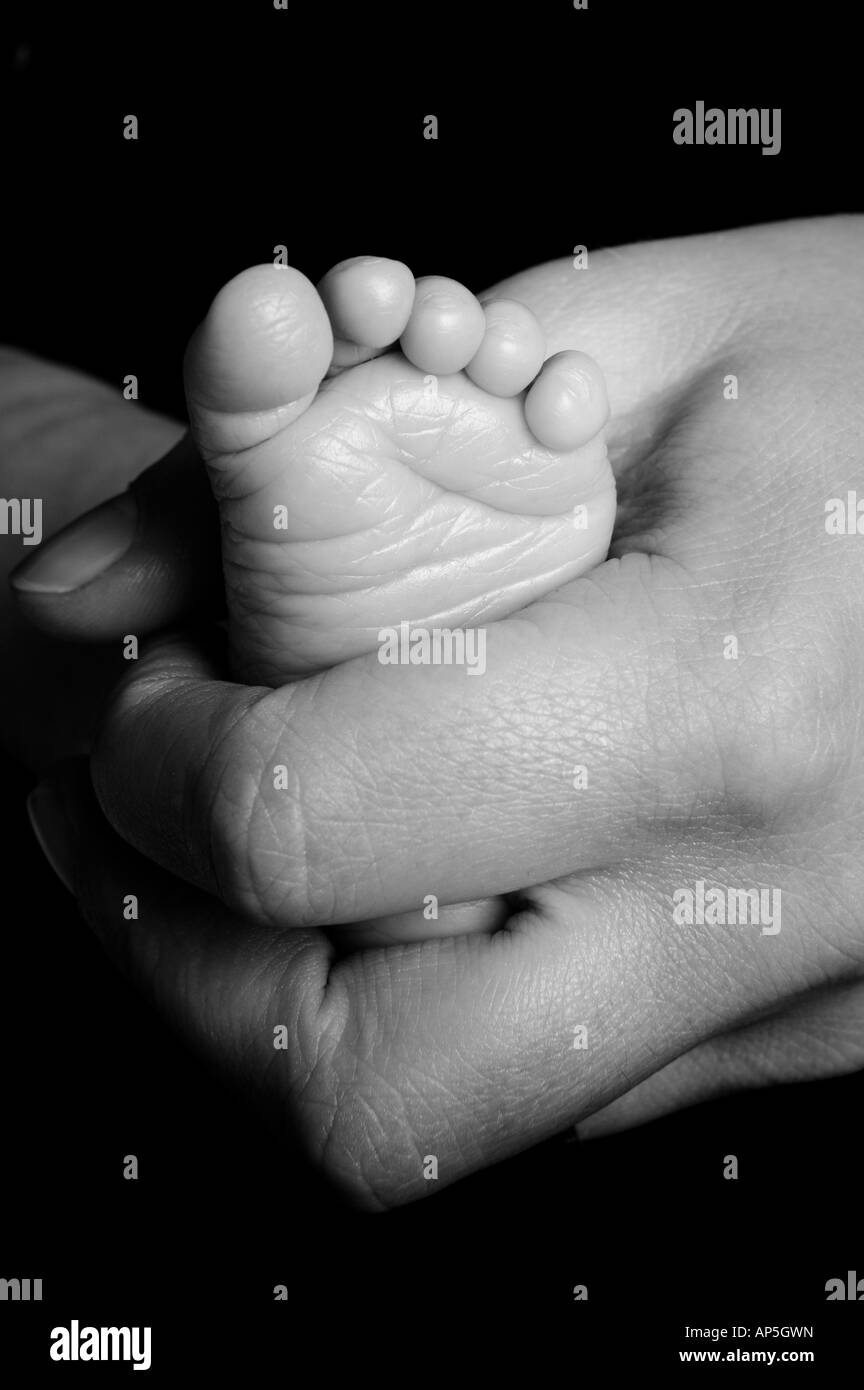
[26,783,76,894]
[10,490,138,594]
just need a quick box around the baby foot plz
[184,257,616,685]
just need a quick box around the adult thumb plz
[10,432,223,640]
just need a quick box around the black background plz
[2,0,862,1376]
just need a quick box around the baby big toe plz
[184,264,333,456]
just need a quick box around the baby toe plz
[399,275,486,376]
[523,350,609,452]
[318,255,416,354]
[185,264,333,418]
[465,299,546,397]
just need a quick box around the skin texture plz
[8,217,864,1210]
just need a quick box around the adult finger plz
[11,432,223,639]
[575,980,864,1139]
[88,552,721,931]
[37,760,803,1210]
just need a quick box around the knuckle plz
[91,661,181,830]
[313,1086,428,1211]
[705,623,854,825]
[291,968,442,1210]
[199,692,343,929]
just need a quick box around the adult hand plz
[21,218,864,1205]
